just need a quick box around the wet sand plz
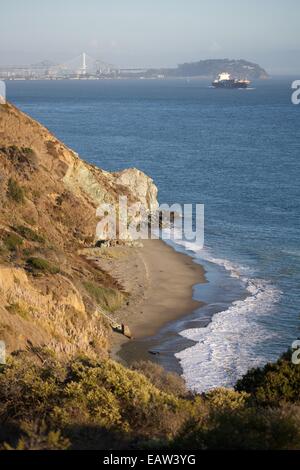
[95,239,206,365]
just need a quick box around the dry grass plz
[83,281,125,312]
[6,303,30,320]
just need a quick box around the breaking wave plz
[167,236,281,392]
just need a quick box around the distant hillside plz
[142,59,268,80]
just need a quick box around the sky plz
[1,0,300,74]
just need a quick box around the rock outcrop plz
[115,168,158,212]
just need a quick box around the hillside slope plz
[128,58,269,79]
[0,102,158,358]
[172,58,269,79]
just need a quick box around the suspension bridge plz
[0,52,121,79]
[48,52,118,76]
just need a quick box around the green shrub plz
[2,421,70,451]
[3,233,23,251]
[205,387,249,411]
[83,281,124,312]
[26,257,60,275]
[7,178,25,203]
[235,351,300,406]
[131,361,188,397]
[0,244,8,258]
[23,147,35,156]
[1,349,300,450]
[14,225,45,244]
[0,355,187,449]
[172,404,300,450]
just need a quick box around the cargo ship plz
[212,72,250,89]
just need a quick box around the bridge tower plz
[80,52,87,75]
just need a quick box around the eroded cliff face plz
[0,103,158,357]
[0,103,158,211]
[115,168,159,212]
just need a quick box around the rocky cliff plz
[0,102,158,357]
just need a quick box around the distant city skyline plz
[1,0,300,75]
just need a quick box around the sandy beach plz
[95,239,206,364]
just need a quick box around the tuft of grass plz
[6,303,30,320]
[22,147,35,156]
[99,247,126,260]
[7,178,25,203]
[3,233,23,251]
[26,257,60,275]
[0,244,8,257]
[79,247,126,260]
[83,281,124,312]
[14,225,45,244]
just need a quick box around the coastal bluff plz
[0,102,158,357]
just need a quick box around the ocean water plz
[7,78,300,392]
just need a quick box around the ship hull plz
[212,80,249,89]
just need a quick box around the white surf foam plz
[176,277,280,392]
[165,234,281,393]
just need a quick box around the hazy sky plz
[1,0,300,74]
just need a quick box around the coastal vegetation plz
[235,350,300,405]
[26,257,60,275]
[14,225,45,244]
[3,232,23,251]
[0,103,298,451]
[83,281,125,313]
[0,103,156,359]
[7,177,25,203]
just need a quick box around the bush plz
[23,147,35,156]
[204,387,249,411]
[131,361,188,397]
[83,281,124,312]
[172,404,300,450]
[1,350,300,450]
[0,355,187,449]
[235,351,300,406]
[1,146,37,172]
[26,257,60,275]
[7,178,25,203]
[3,233,23,251]
[2,421,70,450]
[14,225,45,244]
[0,242,7,257]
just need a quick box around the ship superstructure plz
[212,72,250,89]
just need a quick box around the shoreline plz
[94,239,206,367]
